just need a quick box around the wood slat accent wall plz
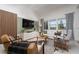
[0,10,17,43]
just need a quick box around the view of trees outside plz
[58,18,66,29]
[58,18,66,30]
[48,18,66,30]
[49,19,57,30]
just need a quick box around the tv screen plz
[22,18,34,29]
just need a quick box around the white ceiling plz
[5,4,77,18]
[27,4,69,17]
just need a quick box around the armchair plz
[1,34,11,51]
[54,36,69,52]
[1,34,38,54]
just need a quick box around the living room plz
[0,4,79,54]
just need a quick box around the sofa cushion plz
[8,42,29,54]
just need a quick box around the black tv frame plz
[22,18,34,29]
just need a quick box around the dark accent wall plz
[0,10,17,43]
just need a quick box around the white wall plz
[17,17,23,34]
[0,4,38,21]
[74,7,79,41]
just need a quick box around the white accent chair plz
[64,30,72,41]
[64,30,72,49]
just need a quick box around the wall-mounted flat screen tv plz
[22,18,34,29]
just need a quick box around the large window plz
[44,21,48,34]
[49,19,57,30]
[48,18,66,30]
[44,21,48,30]
[58,18,66,30]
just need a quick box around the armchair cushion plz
[27,43,38,54]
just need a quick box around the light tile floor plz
[0,44,6,54]
[44,39,79,54]
[0,39,79,54]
